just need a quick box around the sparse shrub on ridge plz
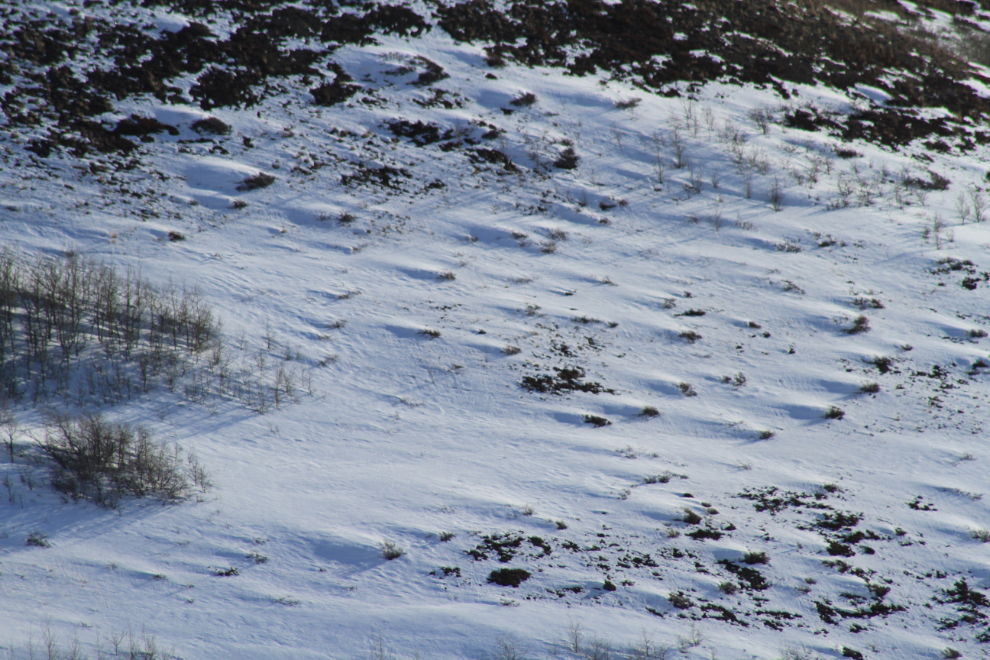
[554,147,579,169]
[743,550,769,564]
[191,116,230,135]
[846,315,871,334]
[681,507,702,524]
[381,540,404,560]
[509,92,537,107]
[583,414,611,427]
[667,591,694,609]
[26,530,51,547]
[824,405,846,420]
[237,172,276,191]
[718,581,738,595]
[0,250,302,414]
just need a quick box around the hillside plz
[2,1,990,659]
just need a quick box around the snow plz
[1,3,990,660]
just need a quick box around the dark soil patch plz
[436,0,990,150]
[340,163,412,189]
[521,366,614,395]
[718,560,770,591]
[311,62,360,106]
[488,568,531,587]
[466,533,526,562]
[386,119,453,146]
[191,117,231,135]
[114,115,179,138]
[737,486,834,515]
[814,598,906,624]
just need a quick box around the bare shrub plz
[41,414,206,507]
[0,250,235,408]
[743,550,769,564]
[769,177,785,211]
[748,107,774,134]
[510,92,537,107]
[668,591,694,609]
[554,147,580,169]
[381,540,404,560]
[643,471,672,484]
[971,189,987,223]
[676,624,702,651]
[823,405,845,420]
[584,414,611,427]
[681,507,702,524]
[970,528,990,542]
[191,116,231,135]
[26,530,51,547]
[846,315,871,334]
[615,97,642,110]
[237,172,276,191]
[1,401,17,462]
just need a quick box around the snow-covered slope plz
[2,1,990,659]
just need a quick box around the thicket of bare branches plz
[42,413,210,507]
[0,249,307,413]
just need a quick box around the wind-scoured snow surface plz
[2,1,990,658]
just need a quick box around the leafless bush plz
[191,116,230,135]
[671,128,686,168]
[629,631,671,660]
[956,192,971,224]
[40,413,208,507]
[1,400,17,462]
[970,528,990,542]
[676,624,702,651]
[615,97,642,110]
[380,540,404,560]
[846,315,871,334]
[823,405,845,420]
[971,189,987,223]
[748,107,774,134]
[511,92,537,107]
[0,250,235,408]
[769,177,785,211]
[236,172,276,191]
[554,147,580,169]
